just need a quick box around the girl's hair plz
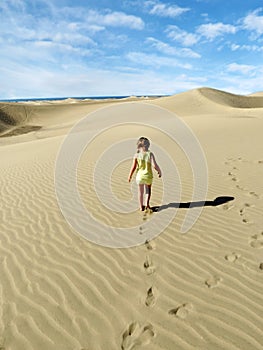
[137,137,150,152]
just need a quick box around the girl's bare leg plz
[145,185,152,209]
[138,184,145,210]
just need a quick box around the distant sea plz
[0,95,165,103]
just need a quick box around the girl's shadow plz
[151,196,235,212]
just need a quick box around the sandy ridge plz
[1,87,263,139]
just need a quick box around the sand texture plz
[0,88,263,349]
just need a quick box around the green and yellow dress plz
[135,150,153,185]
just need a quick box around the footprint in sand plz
[145,239,156,251]
[225,252,240,263]
[244,203,253,208]
[239,204,255,224]
[249,191,259,198]
[239,203,253,214]
[142,215,147,221]
[249,232,263,249]
[236,184,247,191]
[121,322,155,350]
[222,203,234,211]
[144,255,155,275]
[168,303,193,319]
[205,275,222,288]
[141,209,153,221]
[145,287,155,307]
[259,263,263,270]
[227,171,238,182]
[239,208,245,216]
[242,217,253,225]
[239,208,252,224]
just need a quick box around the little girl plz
[128,137,162,211]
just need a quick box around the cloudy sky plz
[1,0,263,99]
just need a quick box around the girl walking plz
[128,137,162,211]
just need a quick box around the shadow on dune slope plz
[0,104,41,137]
[198,88,263,108]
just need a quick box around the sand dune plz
[152,87,263,117]
[248,91,263,97]
[0,96,151,141]
[0,104,31,136]
[198,87,263,108]
[1,87,263,137]
[0,88,263,349]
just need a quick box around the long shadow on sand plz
[152,196,235,212]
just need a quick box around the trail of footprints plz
[122,157,263,348]
[121,230,196,349]
[225,158,261,231]
[121,232,196,349]
[225,157,261,200]
[224,157,263,271]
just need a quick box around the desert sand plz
[0,88,263,349]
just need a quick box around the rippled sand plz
[0,89,263,349]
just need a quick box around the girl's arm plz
[151,152,162,177]
[128,158,138,182]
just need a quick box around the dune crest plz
[198,87,263,108]
[153,87,263,116]
[2,87,263,139]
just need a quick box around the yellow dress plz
[135,151,153,185]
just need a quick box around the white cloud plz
[145,1,189,18]
[230,44,240,51]
[52,32,96,46]
[68,22,105,33]
[241,8,263,39]
[0,4,144,51]
[146,37,201,58]
[226,63,257,75]
[230,43,263,52]
[197,22,237,40]
[165,25,199,46]
[0,4,98,46]
[2,0,263,98]
[0,2,145,77]
[59,6,145,30]
[126,51,192,69]
[166,22,238,47]
[86,10,144,30]
[0,0,25,11]
[0,61,205,98]
[216,73,263,95]
[34,40,95,57]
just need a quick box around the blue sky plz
[1,0,263,98]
